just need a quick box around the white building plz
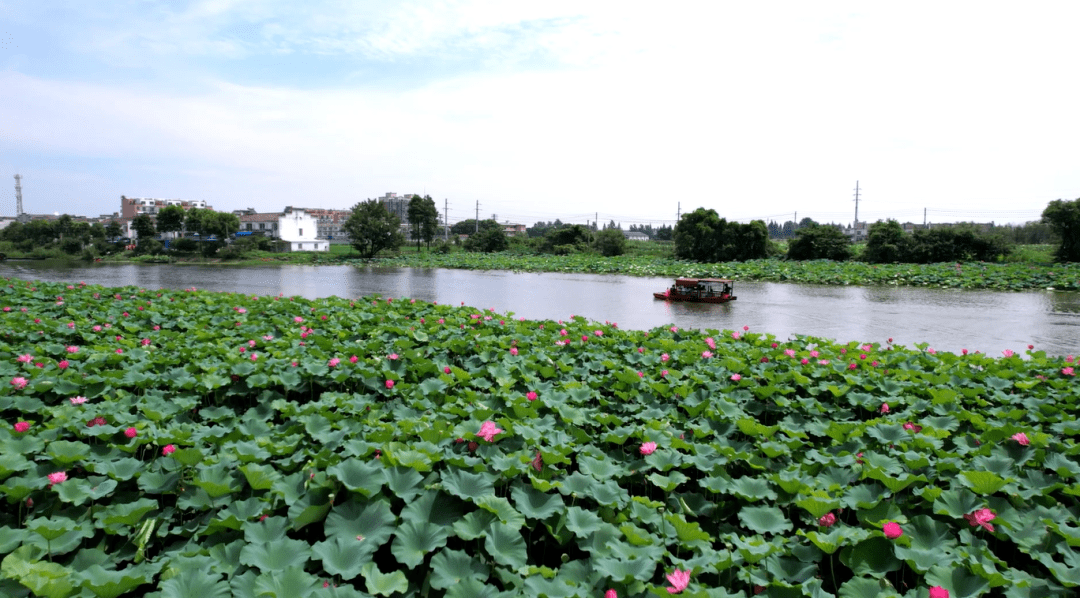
[278,210,329,252]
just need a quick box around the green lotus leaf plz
[54,477,94,505]
[510,482,565,520]
[75,564,154,598]
[429,548,491,590]
[239,463,279,490]
[934,489,984,518]
[594,556,656,583]
[841,536,903,578]
[326,458,386,497]
[311,537,373,580]
[837,576,899,598]
[325,499,396,546]
[391,519,450,568]
[98,497,159,528]
[731,534,781,564]
[401,490,463,527]
[137,470,179,494]
[287,487,331,530]
[1043,454,1080,479]
[47,440,90,465]
[192,463,241,498]
[739,505,792,535]
[474,495,525,529]
[795,495,840,519]
[445,576,514,598]
[453,510,498,541]
[244,516,291,544]
[238,538,311,571]
[0,527,26,554]
[802,528,845,554]
[28,516,79,541]
[730,476,778,501]
[381,466,425,503]
[925,563,993,597]
[441,468,496,500]
[484,521,527,569]
[958,471,1009,495]
[251,565,319,598]
[1,545,75,598]
[361,562,409,596]
[647,471,688,492]
[171,448,204,467]
[0,453,31,480]
[564,506,603,538]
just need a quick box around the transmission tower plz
[852,180,860,225]
[14,174,23,217]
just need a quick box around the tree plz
[594,228,627,257]
[407,195,440,249]
[185,208,208,237]
[862,220,908,263]
[157,205,186,237]
[56,215,74,241]
[654,225,673,241]
[540,225,593,254]
[343,199,405,258]
[201,211,240,239]
[673,208,769,262]
[787,224,853,261]
[1043,198,1080,262]
[450,219,501,236]
[463,226,508,253]
[105,221,123,240]
[131,214,156,241]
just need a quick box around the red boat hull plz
[653,292,736,304]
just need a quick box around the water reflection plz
[0,261,1076,356]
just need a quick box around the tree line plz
[669,198,1080,264]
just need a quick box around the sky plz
[1,1,1077,228]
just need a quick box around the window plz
[259,223,265,230]
[299,228,303,236]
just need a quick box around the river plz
[2,261,1078,357]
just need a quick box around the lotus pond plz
[1,280,1079,598]
[335,254,1080,293]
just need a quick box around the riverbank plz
[330,253,1080,292]
[1,280,1075,596]
[5,243,1076,291]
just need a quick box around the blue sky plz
[1,1,1077,227]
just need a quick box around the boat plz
[654,278,736,303]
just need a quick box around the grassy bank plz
[1,280,1078,597]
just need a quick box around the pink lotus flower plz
[14,421,30,433]
[880,403,889,414]
[594,330,603,337]
[526,391,538,401]
[963,508,996,532]
[1063,367,1075,376]
[605,590,617,598]
[57,360,69,369]
[665,569,691,594]
[124,427,138,438]
[701,351,712,358]
[477,420,503,442]
[250,353,258,361]
[532,451,543,472]
[730,374,742,381]
[883,522,903,539]
[87,416,107,427]
[17,354,33,363]
[819,359,830,365]
[328,358,340,367]
[1067,355,1075,363]
[903,422,923,433]
[670,326,678,333]
[70,396,87,405]
[162,444,176,456]
[1002,349,1014,357]
[638,347,644,353]
[640,441,657,455]
[510,347,518,356]
[848,362,857,370]
[818,512,837,527]
[294,317,303,323]
[1011,432,1029,445]
[800,358,809,365]
[810,350,819,357]
[770,343,778,348]
[784,349,796,358]
[705,337,716,349]
[115,349,123,354]
[661,353,670,362]
[47,471,67,486]
[11,377,28,390]
[385,380,395,389]
[661,370,668,377]
[66,322,75,329]
[731,332,740,340]
[388,353,399,360]
[928,587,949,598]
[443,366,451,374]
[93,325,102,332]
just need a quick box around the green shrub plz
[594,229,628,257]
[787,224,854,261]
[171,238,199,253]
[463,227,508,253]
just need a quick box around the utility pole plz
[14,174,23,217]
[475,201,480,233]
[444,198,449,241]
[923,208,927,227]
[677,202,680,221]
[853,180,860,226]
[595,212,598,231]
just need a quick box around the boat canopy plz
[674,278,733,287]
